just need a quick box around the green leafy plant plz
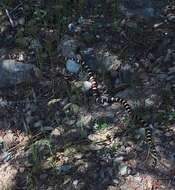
[26,173,36,190]
[94,122,109,131]
[110,143,121,151]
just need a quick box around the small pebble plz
[73,180,79,188]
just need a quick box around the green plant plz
[111,0,120,30]
[31,143,40,172]
[94,122,109,131]
[26,173,36,190]
[30,139,53,172]
[110,143,121,151]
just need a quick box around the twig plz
[9,1,25,14]
[5,9,15,28]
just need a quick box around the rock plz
[119,64,135,83]
[115,88,135,99]
[50,128,61,137]
[59,36,121,77]
[118,164,128,176]
[82,81,92,92]
[126,20,138,29]
[50,128,63,145]
[17,17,25,25]
[0,59,42,88]
[89,144,104,150]
[167,14,175,23]
[71,104,80,114]
[83,50,121,77]
[56,164,72,174]
[58,35,83,58]
[68,22,76,33]
[63,128,87,142]
[145,97,155,108]
[73,180,79,188]
[113,178,120,185]
[33,120,43,128]
[119,0,166,20]
[2,131,16,149]
[94,111,115,123]
[64,118,76,126]
[39,173,48,180]
[114,156,124,164]
[0,163,18,190]
[66,59,80,73]
[137,128,145,136]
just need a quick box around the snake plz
[65,52,158,168]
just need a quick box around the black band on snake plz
[68,53,158,168]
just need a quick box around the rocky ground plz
[0,0,175,190]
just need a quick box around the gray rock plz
[64,119,76,126]
[0,59,41,88]
[58,35,83,58]
[39,173,48,180]
[167,14,175,23]
[83,50,121,77]
[119,64,135,83]
[119,0,166,20]
[63,128,87,141]
[114,156,124,164]
[82,81,92,92]
[58,36,121,76]
[50,128,63,145]
[73,180,79,188]
[115,88,135,99]
[66,59,80,73]
[56,164,72,174]
[33,120,43,128]
[144,94,159,108]
[118,164,128,176]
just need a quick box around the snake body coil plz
[68,53,158,168]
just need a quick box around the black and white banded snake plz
[65,52,159,168]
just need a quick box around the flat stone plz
[0,59,41,88]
